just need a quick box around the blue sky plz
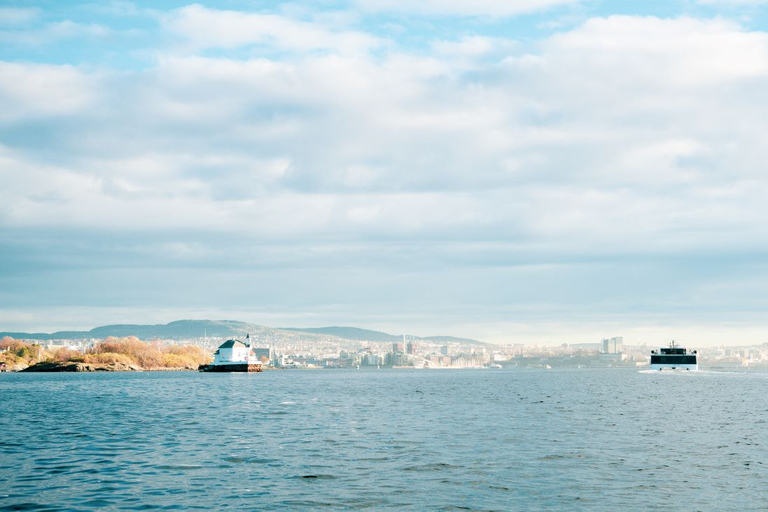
[2,0,768,344]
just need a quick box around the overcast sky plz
[2,0,768,345]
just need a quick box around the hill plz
[281,326,484,345]
[281,326,401,342]
[0,320,260,341]
[1,320,486,345]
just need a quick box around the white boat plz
[650,342,698,371]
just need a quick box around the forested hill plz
[280,326,483,345]
[2,320,485,344]
[0,320,255,341]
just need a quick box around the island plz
[1,336,211,372]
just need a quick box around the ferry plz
[650,342,698,371]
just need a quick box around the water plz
[1,368,766,511]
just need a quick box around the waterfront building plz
[201,337,263,372]
[213,339,252,365]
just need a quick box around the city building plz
[602,337,623,354]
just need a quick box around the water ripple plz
[1,369,767,510]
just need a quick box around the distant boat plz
[199,338,263,373]
[650,341,698,371]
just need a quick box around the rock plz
[22,362,76,372]
[21,361,142,372]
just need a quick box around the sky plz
[2,0,768,345]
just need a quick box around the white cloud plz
[0,62,99,121]
[432,35,518,58]
[353,0,578,17]
[542,16,768,87]
[4,15,768,242]
[164,4,383,55]
[5,13,768,336]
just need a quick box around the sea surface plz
[1,368,767,511]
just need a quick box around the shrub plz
[85,338,211,369]
[161,353,196,369]
[84,352,136,365]
[91,338,162,368]
[53,347,82,362]
[167,345,211,365]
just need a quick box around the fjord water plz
[1,369,766,511]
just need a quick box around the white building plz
[213,339,258,366]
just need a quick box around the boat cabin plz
[650,342,698,370]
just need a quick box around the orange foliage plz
[84,352,135,365]
[167,345,211,365]
[0,338,48,368]
[0,336,210,370]
[53,347,83,362]
[1,337,27,352]
[84,337,211,369]
[93,337,162,367]
[161,353,195,369]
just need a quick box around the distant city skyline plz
[3,1,768,346]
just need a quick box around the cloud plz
[541,16,768,87]
[5,11,768,338]
[0,7,39,26]
[163,4,383,55]
[698,0,768,4]
[4,15,768,241]
[0,20,111,45]
[432,35,518,58]
[353,0,578,17]
[0,62,99,121]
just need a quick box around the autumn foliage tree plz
[0,337,48,369]
[87,337,211,369]
[1,336,211,370]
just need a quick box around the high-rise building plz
[602,337,624,354]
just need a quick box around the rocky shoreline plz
[19,361,192,372]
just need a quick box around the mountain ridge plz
[0,320,486,344]
[280,326,482,344]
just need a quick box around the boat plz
[650,341,698,371]
[199,336,263,372]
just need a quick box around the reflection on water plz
[1,369,766,510]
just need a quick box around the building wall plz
[215,346,249,364]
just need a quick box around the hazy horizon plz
[3,1,768,346]
[2,315,766,348]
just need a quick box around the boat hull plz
[650,363,698,371]
[199,363,263,372]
